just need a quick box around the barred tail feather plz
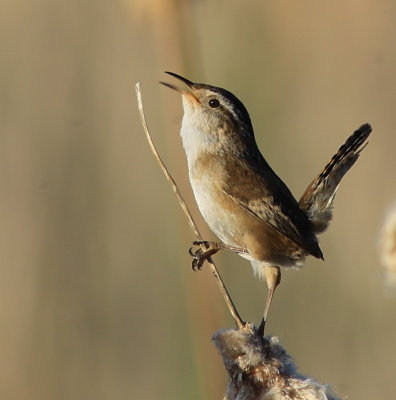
[299,123,371,234]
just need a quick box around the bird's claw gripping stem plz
[189,241,249,270]
[189,241,221,270]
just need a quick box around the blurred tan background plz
[1,0,396,399]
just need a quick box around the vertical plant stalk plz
[135,82,244,328]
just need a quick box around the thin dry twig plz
[135,82,244,328]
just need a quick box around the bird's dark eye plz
[208,98,220,108]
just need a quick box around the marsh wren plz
[161,71,371,335]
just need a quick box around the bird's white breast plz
[180,110,215,167]
[180,115,235,245]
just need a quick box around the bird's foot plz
[189,241,221,270]
[189,241,249,270]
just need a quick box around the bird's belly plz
[190,176,241,248]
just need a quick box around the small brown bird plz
[161,72,371,334]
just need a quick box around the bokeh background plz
[1,1,396,399]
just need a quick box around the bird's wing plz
[221,157,323,259]
[299,123,371,234]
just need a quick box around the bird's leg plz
[192,241,248,254]
[189,241,248,270]
[257,266,281,336]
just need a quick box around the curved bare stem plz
[135,82,243,328]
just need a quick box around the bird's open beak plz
[160,71,199,103]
